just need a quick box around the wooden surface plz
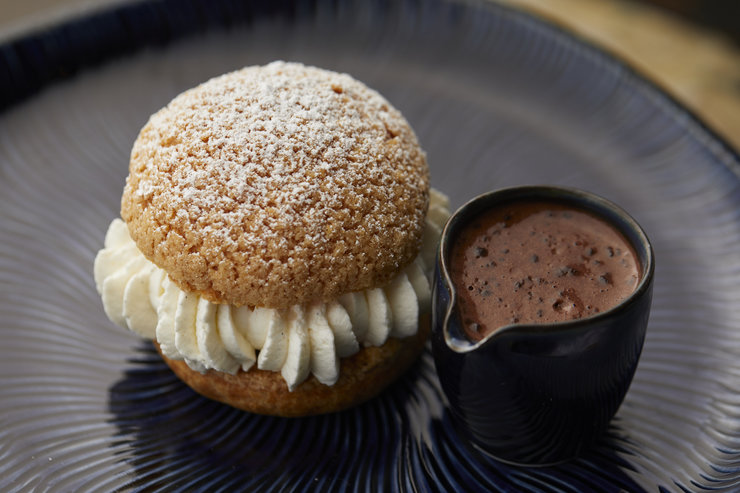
[1,0,738,150]
[500,0,740,150]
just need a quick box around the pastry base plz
[155,314,430,416]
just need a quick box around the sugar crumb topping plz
[121,61,429,308]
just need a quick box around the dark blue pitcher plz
[432,186,654,465]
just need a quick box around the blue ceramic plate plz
[1,1,739,491]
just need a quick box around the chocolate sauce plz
[449,200,640,341]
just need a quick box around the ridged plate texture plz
[1,0,739,491]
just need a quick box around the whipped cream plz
[94,189,449,390]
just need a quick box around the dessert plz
[449,199,640,340]
[94,61,449,416]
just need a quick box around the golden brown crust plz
[121,62,429,309]
[156,314,430,416]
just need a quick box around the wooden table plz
[500,0,740,150]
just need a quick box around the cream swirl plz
[94,189,449,390]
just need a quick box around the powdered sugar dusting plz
[122,61,429,308]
